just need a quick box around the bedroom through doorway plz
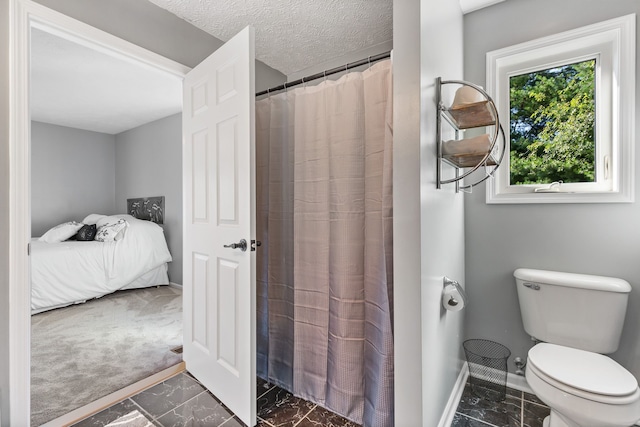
[28,20,188,426]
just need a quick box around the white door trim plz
[9,1,189,424]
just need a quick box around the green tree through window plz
[509,59,596,185]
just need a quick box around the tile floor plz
[452,380,550,427]
[73,371,549,427]
[72,372,360,427]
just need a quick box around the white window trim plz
[486,14,635,204]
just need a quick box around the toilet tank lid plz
[514,268,631,293]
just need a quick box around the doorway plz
[10,4,191,425]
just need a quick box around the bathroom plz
[459,0,640,425]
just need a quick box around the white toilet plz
[514,268,640,427]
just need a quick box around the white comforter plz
[31,215,172,313]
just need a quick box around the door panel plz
[192,252,210,352]
[182,26,256,426]
[217,117,238,224]
[191,130,210,222]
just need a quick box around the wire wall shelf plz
[436,78,506,193]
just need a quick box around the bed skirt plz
[31,263,170,315]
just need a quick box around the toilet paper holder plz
[443,277,467,311]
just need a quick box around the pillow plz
[82,214,107,225]
[75,224,97,241]
[39,221,84,243]
[95,217,128,242]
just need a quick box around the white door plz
[182,26,256,426]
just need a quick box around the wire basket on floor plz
[463,339,511,401]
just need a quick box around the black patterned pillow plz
[75,224,97,241]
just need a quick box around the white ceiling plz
[30,0,503,135]
[30,28,183,135]
[146,0,393,77]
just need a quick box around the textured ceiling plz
[146,0,393,76]
[31,28,183,134]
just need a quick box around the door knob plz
[224,239,247,252]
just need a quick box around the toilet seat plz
[529,343,639,404]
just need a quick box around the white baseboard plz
[438,363,469,427]
[506,371,533,394]
[467,362,533,394]
[437,362,535,427]
[168,282,182,289]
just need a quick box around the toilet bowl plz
[526,343,640,427]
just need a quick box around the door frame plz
[8,1,190,424]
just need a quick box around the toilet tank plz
[514,268,631,354]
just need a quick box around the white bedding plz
[31,215,172,313]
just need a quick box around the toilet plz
[514,268,640,427]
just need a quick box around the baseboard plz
[40,362,186,427]
[437,363,530,427]
[506,371,533,394]
[438,363,469,427]
[168,282,182,289]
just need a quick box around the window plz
[486,15,635,204]
[510,59,596,186]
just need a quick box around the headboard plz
[127,196,164,224]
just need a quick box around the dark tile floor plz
[73,371,549,427]
[72,372,360,427]
[452,380,550,427]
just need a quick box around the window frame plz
[486,14,636,204]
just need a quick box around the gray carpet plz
[31,286,183,426]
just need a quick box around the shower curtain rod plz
[256,50,391,97]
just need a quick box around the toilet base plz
[545,410,574,427]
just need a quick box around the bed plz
[31,213,172,314]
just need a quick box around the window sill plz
[485,185,634,204]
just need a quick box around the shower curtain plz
[256,59,393,427]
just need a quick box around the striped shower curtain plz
[256,59,394,427]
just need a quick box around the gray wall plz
[393,0,465,425]
[32,0,286,93]
[419,0,466,424]
[30,117,183,284]
[31,122,117,237]
[0,0,9,423]
[115,114,183,285]
[464,0,640,379]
